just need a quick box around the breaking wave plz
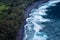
[23,0,60,40]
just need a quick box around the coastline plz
[16,0,48,40]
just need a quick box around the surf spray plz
[23,0,60,40]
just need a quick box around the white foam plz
[23,0,60,40]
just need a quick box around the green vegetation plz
[0,0,39,40]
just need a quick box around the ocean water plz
[23,0,60,40]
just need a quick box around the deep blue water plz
[46,2,60,19]
[40,2,60,40]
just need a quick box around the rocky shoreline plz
[16,0,48,40]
